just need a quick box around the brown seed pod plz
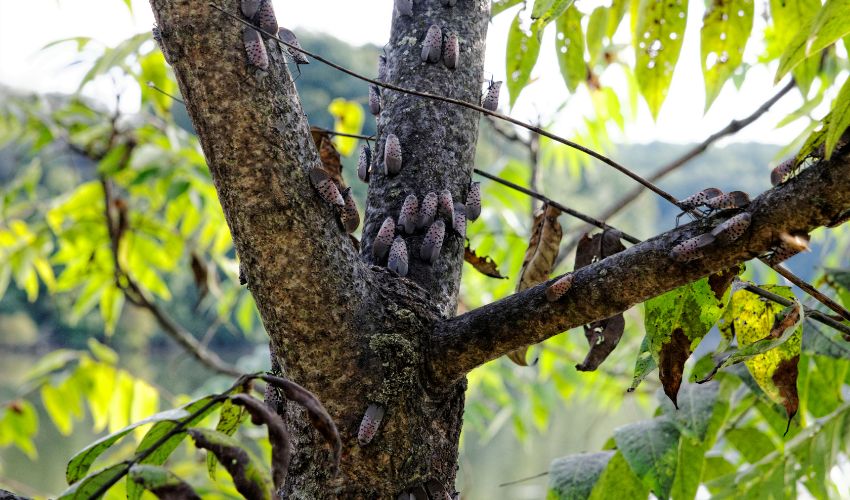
[452,203,467,239]
[545,273,574,302]
[465,181,481,221]
[373,217,396,260]
[243,27,269,70]
[240,0,261,19]
[357,143,371,183]
[437,189,454,221]
[398,194,420,234]
[387,236,409,277]
[340,189,360,233]
[705,190,750,210]
[357,404,386,446]
[419,192,438,229]
[421,25,443,64]
[395,0,414,16]
[420,220,446,264]
[771,158,795,186]
[443,32,459,70]
[384,134,402,175]
[482,80,502,111]
[256,0,278,35]
[309,168,344,207]
[677,187,723,210]
[710,212,751,242]
[669,233,715,262]
[278,27,309,65]
[369,84,382,115]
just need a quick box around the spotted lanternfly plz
[438,189,454,221]
[545,273,574,302]
[387,236,409,276]
[420,220,446,264]
[482,79,502,112]
[465,181,481,221]
[243,27,269,70]
[705,190,750,210]
[369,85,382,115]
[277,28,310,65]
[398,194,419,234]
[771,158,795,186]
[256,0,278,35]
[340,189,360,233]
[241,0,261,18]
[373,217,396,260]
[677,187,724,210]
[443,33,459,70]
[669,233,715,262]
[421,25,443,64]
[452,202,467,239]
[308,168,345,207]
[384,134,402,175]
[395,0,414,16]
[710,212,751,242]
[357,404,386,446]
[358,144,372,183]
[419,192,438,229]
[767,233,810,265]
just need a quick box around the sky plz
[0,0,837,146]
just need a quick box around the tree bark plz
[149,0,850,497]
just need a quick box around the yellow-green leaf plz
[776,0,850,83]
[701,0,754,111]
[327,99,364,157]
[555,5,586,93]
[634,0,689,119]
[824,76,850,159]
[506,13,543,107]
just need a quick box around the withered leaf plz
[231,394,291,491]
[508,205,563,366]
[463,243,507,279]
[260,374,341,469]
[310,127,347,190]
[188,428,274,500]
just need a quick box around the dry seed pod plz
[384,134,402,175]
[421,220,446,264]
[771,158,795,186]
[421,25,443,64]
[710,212,751,242]
[482,80,502,111]
[419,192,438,229]
[705,190,750,210]
[387,237,409,276]
[398,194,420,234]
[256,0,278,35]
[340,189,360,233]
[545,273,574,302]
[373,217,396,260]
[452,203,467,238]
[357,404,386,446]
[465,181,481,220]
[395,0,414,16]
[243,27,269,70]
[669,233,715,262]
[278,27,309,65]
[437,189,454,221]
[443,33,459,70]
[677,187,723,210]
[241,0,262,18]
[369,85,382,115]
[357,143,371,183]
[309,168,344,207]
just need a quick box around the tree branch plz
[430,143,850,384]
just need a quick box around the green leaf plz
[629,334,657,391]
[547,451,614,499]
[701,0,754,111]
[533,0,575,30]
[0,400,39,460]
[207,399,247,479]
[42,383,74,435]
[724,426,778,463]
[633,0,689,119]
[77,32,150,93]
[327,99,364,156]
[824,76,850,159]
[87,337,118,365]
[65,406,194,485]
[670,436,705,500]
[24,349,80,381]
[506,13,543,107]
[58,463,126,499]
[768,0,821,94]
[492,0,524,17]
[188,428,274,500]
[128,465,200,500]
[657,382,728,444]
[587,451,649,500]
[586,7,608,64]
[555,6,586,93]
[531,0,557,19]
[776,0,850,83]
[613,416,681,499]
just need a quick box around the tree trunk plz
[148,0,850,498]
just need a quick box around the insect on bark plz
[421,25,443,64]
[669,233,715,262]
[545,273,574,302]
[384,134,402,175]
[443,33,459,70]
[357,404,386,446]
[419,192,438,229]
[387,236,409,277]
[465,181,481,221]
[373,217,396,260]
[278,28,310,65]
[482,79,502,111]
[398,194,420,234]
[710,212,751,242]
[438,189,454,222]
[369,85,382,115]
[340,188,360,234]
[308,168,344,207]
[357,143,372,183]
[256,0,278,35]
[243,27,269,70]
[420,220,446,264]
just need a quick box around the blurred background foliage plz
[0,0,849,498]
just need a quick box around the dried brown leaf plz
[463,243,507,279]
[231,394,291,491]
[659,328,690,409]
[310,127,346,189]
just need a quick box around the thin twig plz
[740,282,850,336]
[146,81,184,104]
[498,471,549,487]
[209,3,683,207]
[473,168,641,244]
[559,80,795,260]
[312,127,375,141]
[755,263,850,322]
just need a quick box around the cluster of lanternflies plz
[241,0,308,70]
